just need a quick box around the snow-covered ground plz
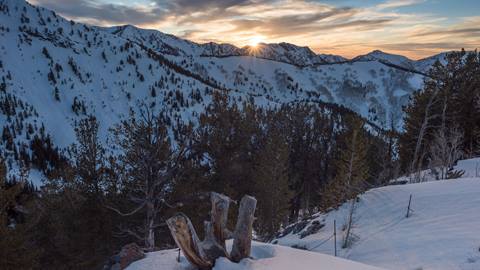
[277,177,480,270]
[126,241,384,270]
[127,173,480,270]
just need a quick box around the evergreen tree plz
[331,116,369,248]
[33,116,119,270]
[0,159,38,270]
[332,116,369,203]
[196,93,259,199]
[109,108,183,251]
[252,127,292,240]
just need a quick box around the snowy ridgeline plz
[127,241,384,270]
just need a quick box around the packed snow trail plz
[277,177,480,270]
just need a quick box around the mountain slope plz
[0,0,450,170]
[275,160,480,270]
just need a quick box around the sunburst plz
[247,36,264,48]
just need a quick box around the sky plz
[29,0,480,59]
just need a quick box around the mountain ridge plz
[103,24,446,69]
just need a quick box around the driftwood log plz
[167,193,257,269]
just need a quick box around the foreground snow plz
[127,170,480,270]
[277,178,480,270]
[126,241,384,270]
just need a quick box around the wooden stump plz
[201,221,229,261]
[167,193,256,269]
[210,192,231,249]
[166,213,212,269]
[231,195,257,262]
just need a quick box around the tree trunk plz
[231,195,257,263]
[410,88,439,182]
[342,199,355,249]
[145,201,155,251]
[167,194,256,269]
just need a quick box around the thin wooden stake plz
[333,219,337,257]
[406,194,412,218]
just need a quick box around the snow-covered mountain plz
[0,0,451,161]
[105,25,347,66]
[352,49,449,74]
[352,50,417,71]
[415,52,449,72]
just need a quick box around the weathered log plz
[230,195,257,262]
[201,221,229,261]
[210,192,231,249]
[166,213,212,269]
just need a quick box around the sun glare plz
[248,36,264,47]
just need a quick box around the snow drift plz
[126,241,385,270]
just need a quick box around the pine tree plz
[334,116,369,201]
[328,116,369,248]
[196,93,258,199]
[0,159,38,270]
[71,115,106,194]
[253,129,292,240]
[108,108,183,251]
[33,116,118,270]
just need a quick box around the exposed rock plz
[276,219,310,238]
[299,220,325,239]
[104,243,145,270]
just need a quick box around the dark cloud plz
[34,0,166,25]
[265,7,355,29]
[162,0,252,11]
[229,13,394,38]
[158,0,277,26]
[33,0,389,38]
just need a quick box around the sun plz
[248,36,264,47]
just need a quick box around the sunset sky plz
[30,0,480,59]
